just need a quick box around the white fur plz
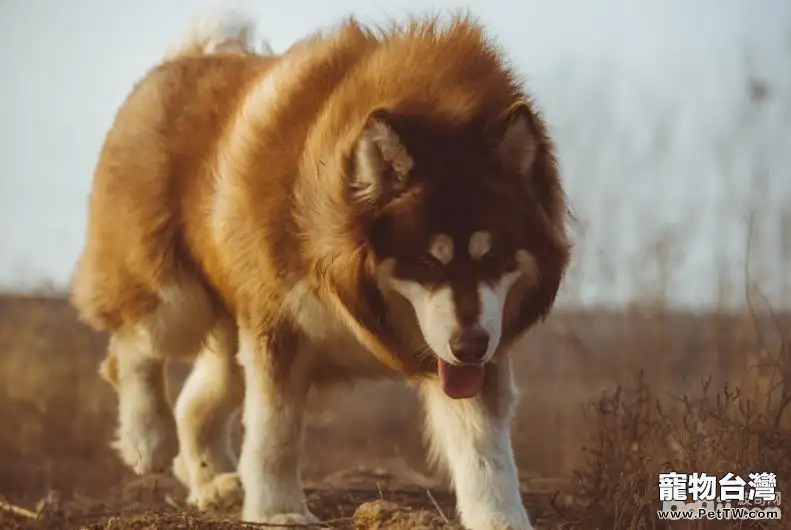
[236,330,319,524]
[478,269,522,359]
[172,319,244,509]
[387,251,526,364]
[429,233,454,265]
[105,279,216,475]
[101,276,253,515]
[283,281,394,378]
[147,283,217,359]
[390,281,459,364]
[164,9,262,61]
[420,358,533,530]
[108,336,177,475]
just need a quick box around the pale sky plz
[0,0,789,309]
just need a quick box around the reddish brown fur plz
[70,15,570,381]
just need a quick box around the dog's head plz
[347,101,571,398]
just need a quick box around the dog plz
[69,11,571,530]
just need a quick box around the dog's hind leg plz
[100,280,217,477]
[101,330,178,475]
[419,357,533,530]
[172,316,245,510]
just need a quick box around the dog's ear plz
[350,109,413,206]
[491,101,539,178]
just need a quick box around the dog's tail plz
[164,10,273,61]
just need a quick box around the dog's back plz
[70,18,380,332]
[70,35,270,332]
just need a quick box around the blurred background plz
[1,0,789,309]
[0,0,789,527]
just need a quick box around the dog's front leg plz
[419,357,532,530]
[237,327,319,525]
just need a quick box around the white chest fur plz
[281,281,397,382]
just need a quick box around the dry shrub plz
[559,315,791,529]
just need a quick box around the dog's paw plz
[112,419,178,475]
[462,512,534,530]
[189,472,244,511]
[256,512,321,527]
[241,503,321,527]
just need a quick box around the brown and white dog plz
[70,11,571,530]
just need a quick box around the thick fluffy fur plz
[71,11,570,530]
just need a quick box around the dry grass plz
[546,217,791,529]
[1,286,790,528]
[559,359,791,529]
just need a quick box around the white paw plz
[188,472,244,511]
[113,418,178,475]
[462,508,534,530]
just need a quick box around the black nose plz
[449,326,490,363]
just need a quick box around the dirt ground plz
[1,295,787,529]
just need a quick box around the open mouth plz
[437,359,485,399]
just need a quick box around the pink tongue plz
[438,360,485,399]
